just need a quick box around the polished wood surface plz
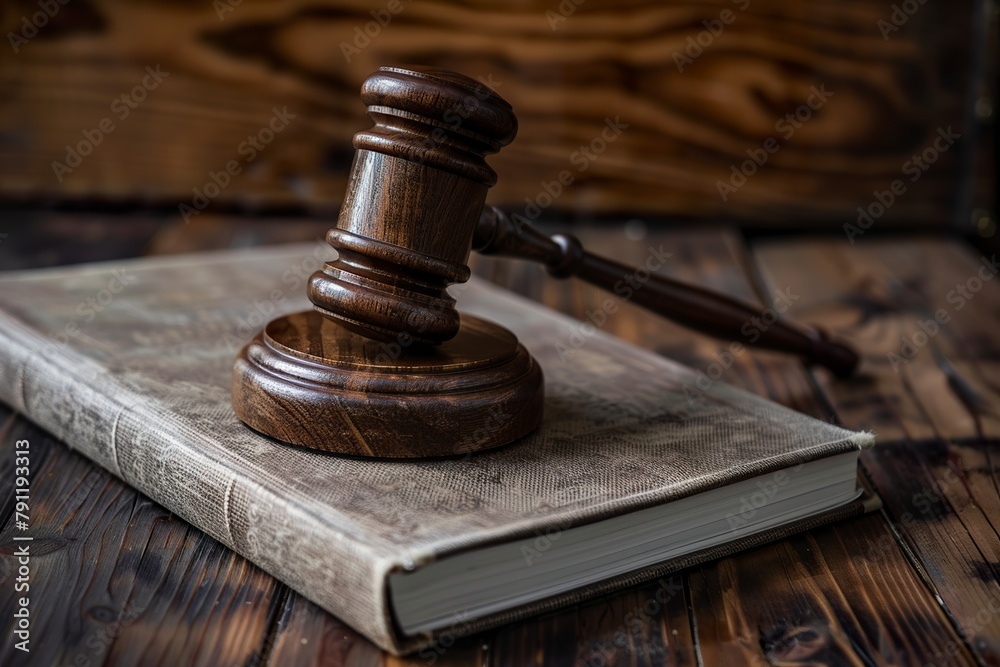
[231,67,544,457]
[1,214,998,665]
[308,66,517,345]
[0,0,989,227]
[232,310,543,458]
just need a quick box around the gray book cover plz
[0,244,874,654]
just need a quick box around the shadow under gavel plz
[473,205,858,378]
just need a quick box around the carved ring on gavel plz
[232,66,859,460]
[232,66,543,459]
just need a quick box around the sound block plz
[232,310,544,458]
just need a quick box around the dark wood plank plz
[0,0,981,226]
[691,515,977,666]
[489,578,693,667]
[861,439,1000,665]
[266,594,490,667]
[263,593,408,667]
[754,237,1000,442]
[754,236,1000,662]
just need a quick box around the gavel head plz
[308,66,517,345]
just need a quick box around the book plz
[0,244,876,655]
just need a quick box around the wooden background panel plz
[0,0,982,226]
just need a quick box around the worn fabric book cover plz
[0,244,876,654]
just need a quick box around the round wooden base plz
[232,310,544,458]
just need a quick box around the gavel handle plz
[473,205,858,378]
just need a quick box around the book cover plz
[0,244,875,654]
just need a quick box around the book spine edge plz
[0,312,400,651]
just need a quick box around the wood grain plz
[861,439,1000,665]
[690,515,978,666]
[0,0,983,226]
[754,236,1000,661]
[306,66,514,345]
[754,238,1000,442]
[232,310,544,457]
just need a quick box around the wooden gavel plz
[308,66,857,377]
[472,205,858,377]
[233,65,858,459]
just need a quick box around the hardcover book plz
[0,244,876,654]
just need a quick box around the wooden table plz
[2,213,999,666]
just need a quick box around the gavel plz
[232,66,858,459]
